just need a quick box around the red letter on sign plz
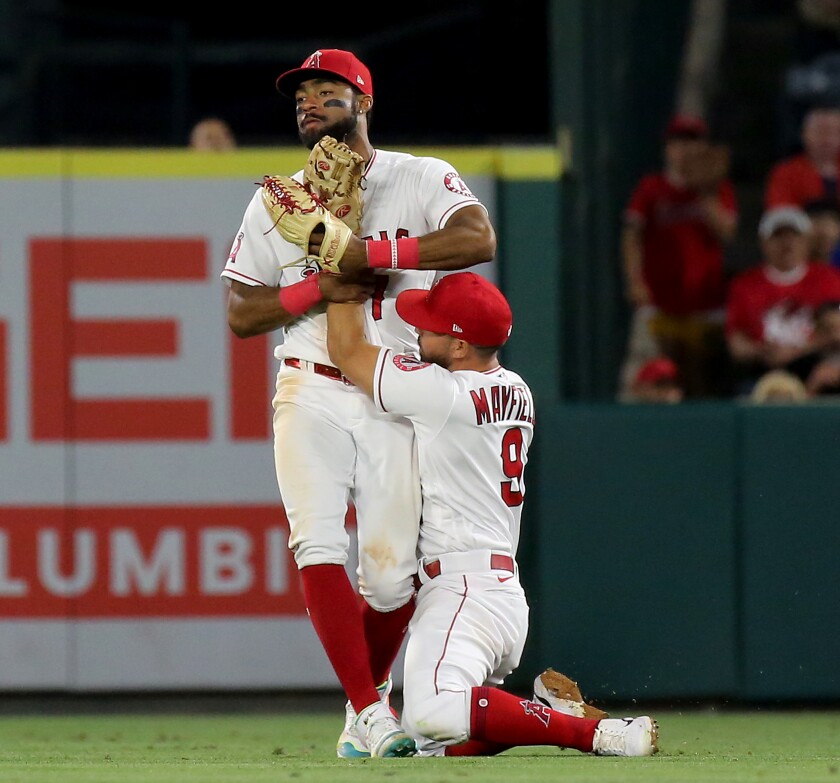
[30,238,210,441]
[229,330,271,440]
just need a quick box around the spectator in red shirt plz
[765,105,840,209]
[726,205,840,395]
[618,114,739,400]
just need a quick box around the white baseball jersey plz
[371,350,535,560]
[221,149,487,363]
[374,349,536,753]
[220,148,490,612]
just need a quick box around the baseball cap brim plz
[758,206,812,239]
[276,68,350,98]
[395,289,447,334]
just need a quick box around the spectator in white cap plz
[757,204,813,240]
[724,204,840,395]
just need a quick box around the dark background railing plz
[0,1,550,147]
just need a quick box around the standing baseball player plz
[221,49,496,758]
[326,272,659,758]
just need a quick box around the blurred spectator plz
[189,117,238,151]
[764,105,840,209]
[725,205,840,396]
[804,197,840,267]
[796,0,840,64]
[749,369,810,403]
[617,113,738,401]
[787,299,840,395]
[627,356,685,404]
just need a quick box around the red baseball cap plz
[396,272,513,347]
[634,357,679,386]
[665,114,709,140]
[276,49,373,98]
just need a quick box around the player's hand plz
[317,269,376,303]
[308,232,368,274]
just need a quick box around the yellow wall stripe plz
[0,146,563,180]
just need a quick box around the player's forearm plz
[413,219,497,270]
[226,282,300,337]
[341,206,496,272]
[412,206,497,271]
[326,303,379,394]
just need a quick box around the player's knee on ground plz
[358,571,415,612]
[403,689,470,745]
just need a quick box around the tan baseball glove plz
[261,174,352,274]
[533,668,610,720]
[303,136,365,233]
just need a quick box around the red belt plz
[422,553,515,580]
[283,357,353,385]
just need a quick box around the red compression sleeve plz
[365,238,420,269]
[468,686,598,751]
[278,273,322,315]
[300,564,380,714]
[362,597,415,685]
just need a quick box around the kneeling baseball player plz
[325,271,659,757]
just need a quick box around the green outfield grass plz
[0,708,837,783]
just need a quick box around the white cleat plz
[354,701,416,758]
[592,716,659,757]
[335,678,394,759]
[336,700,370,759]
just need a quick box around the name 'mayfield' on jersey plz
[470,384,535,426]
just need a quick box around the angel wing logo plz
[444,172,475,198]
[393,354,429,372]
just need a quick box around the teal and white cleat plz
[355,701,416,758]
[336,699,370,758]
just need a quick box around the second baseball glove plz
[304,136,365,233]
[261,174,352,274]
[533,668,610,720]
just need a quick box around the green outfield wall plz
[514,402,840,703]
[1,149,837,701]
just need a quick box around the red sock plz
[445,740,512,756]
[300,564,380,713]
[468,686,598,751]
[362,597,416,685]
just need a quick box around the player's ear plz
[356,95,373,115]
[451,339,471,359]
